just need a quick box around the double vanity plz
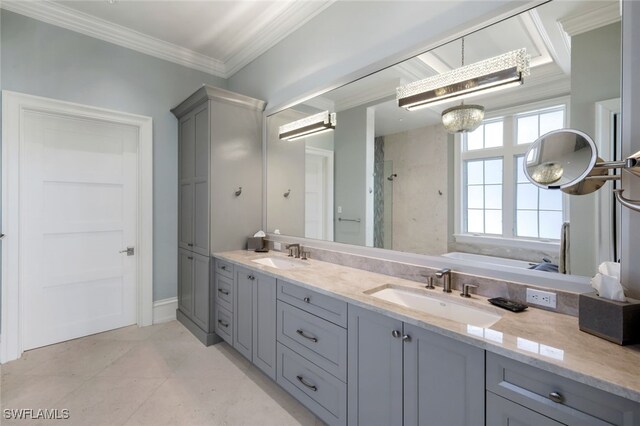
[210,250,640,426]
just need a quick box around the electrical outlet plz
[526,288,557,309]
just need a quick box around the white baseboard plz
[152,297,178,324]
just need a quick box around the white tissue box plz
[579,292,640,345]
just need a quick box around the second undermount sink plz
[251,256,308,270]
[367,286,502,328]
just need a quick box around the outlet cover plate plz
[526,288,557,309]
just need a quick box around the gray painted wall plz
[570,22,621,277]
[334,105,372,246]
[621,1,640,299]
[228,1,528,108]
[1,10,227,302]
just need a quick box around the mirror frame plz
[259,0,627,292]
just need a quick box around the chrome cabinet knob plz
[303,297,311,303]
[402,334,411,342]
[392,330,402,338]
[548,391,564,403]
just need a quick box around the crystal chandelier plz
[396,38,530,112]
[441,103,485,133]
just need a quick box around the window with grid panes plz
[460,104,566,242]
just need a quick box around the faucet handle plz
[460,284,478,298]
[425,276,435,289]
[301,251,310,260]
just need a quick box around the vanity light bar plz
[279,111,337,141]
[397,49,530,111]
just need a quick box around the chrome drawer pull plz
[187,243,193,247]
[549,391,564,403]
[402,334,411,342]
[296,329,318,342]
[392,330,402,338]
[296,375,317,392]
[220,265,227,270]
[218,289,229,295]
[303,297,311,303]
[217,319,229,328]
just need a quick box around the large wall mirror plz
[266,0,621,284]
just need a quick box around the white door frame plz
[1,91,154,363]
[305,146,334,241]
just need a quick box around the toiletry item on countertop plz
[247,230,267,251]
[579,261,640,345]
[591,261,626,302]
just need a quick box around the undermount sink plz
[367,286,502,328]
[251,256,308,270]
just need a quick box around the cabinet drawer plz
[214,304,233,345]
[215,274,233,312]
[486,392,563,426]
[277,280,347,327]
[277,301,347,382]
[277,343,347,426]
[487,353,640,426]
[215,258,234,279]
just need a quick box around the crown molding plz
[1,1,227,77]
[559,2,621,37]
[1,0,334,79]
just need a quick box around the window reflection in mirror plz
[266,0,621,279]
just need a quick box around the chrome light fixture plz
[396,47,530,111]
[279,111,336,141]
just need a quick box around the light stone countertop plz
[214,250,640,403]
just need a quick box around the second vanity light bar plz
[279,111,337,141]
[397,48,530,111]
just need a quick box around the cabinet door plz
[348,305,403,426]
[486,392,564,426]
[192,106,210,256]
[403,323,485,426]
[252,272,277,379]
[179,182,194,250]
[178,249,194,317]
[191,253,211,331]
[234,267,253,361]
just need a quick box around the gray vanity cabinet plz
[348,305,485,426]
[486,392,563,426]
[403,323,485,426]
[486,353,640,426]
[233,266,277,379]
[234,267,254,360]
[348,304,404,426]
[178,103,209,257]
[172,86,265,346]
[177,250,212,334]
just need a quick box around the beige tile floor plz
[0,321,321,425]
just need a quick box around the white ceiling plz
[2,0,334,78]
[299,0,620,137]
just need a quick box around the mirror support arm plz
[614,189,640,213]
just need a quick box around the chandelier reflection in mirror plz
[279,111,336,141]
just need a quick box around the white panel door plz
[22,110,138,350]
[305,153,326,240]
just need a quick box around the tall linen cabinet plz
[171,86,266,345]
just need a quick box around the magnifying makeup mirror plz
[524,129,640,211]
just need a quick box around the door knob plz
[119,247,135,256]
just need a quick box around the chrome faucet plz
[286,243,301,258]
[435,268,452,293]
